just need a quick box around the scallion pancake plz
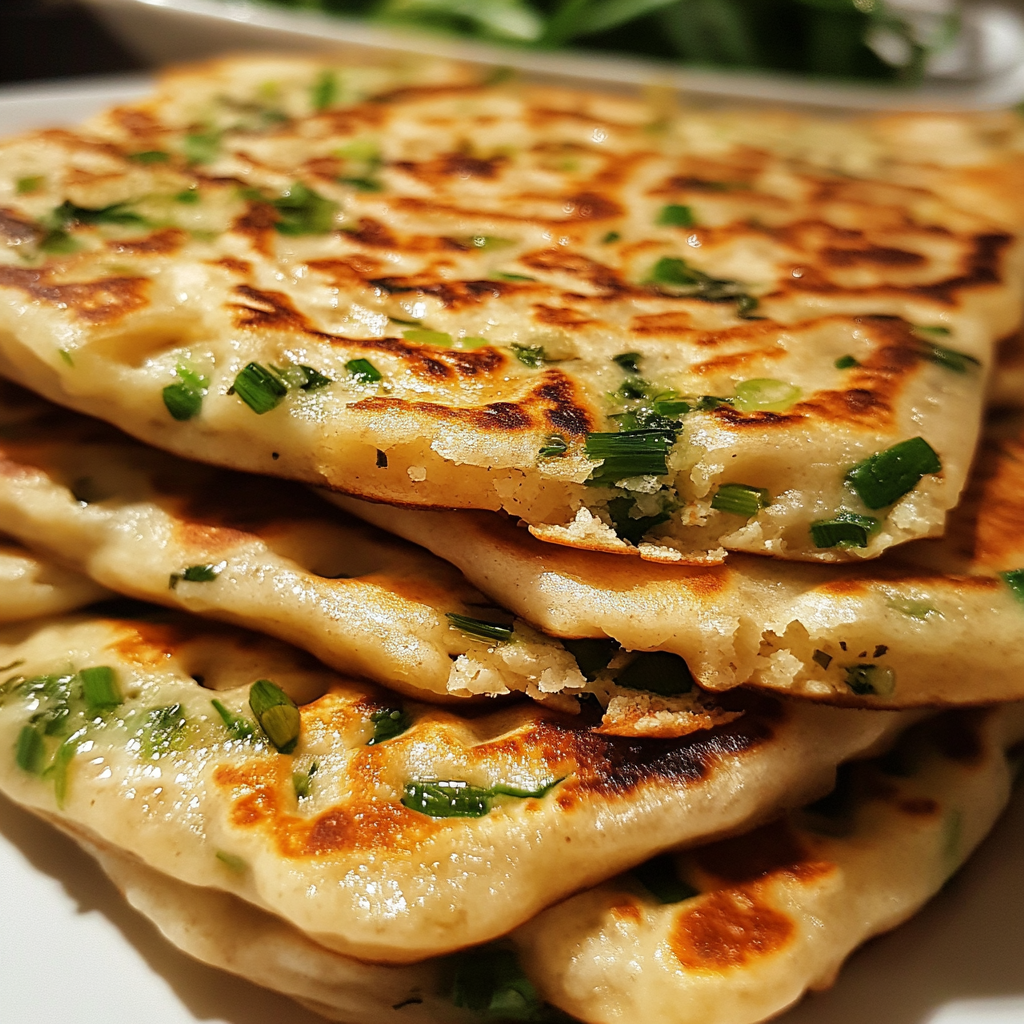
[0,538,107,622]
[1,56,1022,562]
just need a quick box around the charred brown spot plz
[669,888,795,969]
[0,267,150,323]
[610,902,643,923]
[108,227,186,256]
[822,246,926,268]
[369,276,510,311]
[332,333,505,380]
[630,311,693,335]
[564,191,621,220]
[110,107,162,138]
[347,217,398,248]
[521,248,625,294]
[696,820,813,884]
[105,620,188,665]
[898,797,941,816]
[231,285,317,334]
[533,304,596,327]
[210,256,253,276]
[0,208,41,244]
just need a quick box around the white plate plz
[81,0,1024,110]
[0,79,1022,1024]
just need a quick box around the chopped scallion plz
[810,512,880,549]
[402,777,559,818]
[271,182,338,235]
[141,703,188,758]
[844,664,896,697]
[15,724,44,774]
[1000,569,1024,604]
[78,666,122,711]
[451,946,546,1019]
[614,651,694,696]
[230,362,288,414]
[917,338,981,374]
[834,355,859,369]
[211,699,256,740]
[601,231,621,244]
[711,483,770,517]
[311,69,338,111]
[127,150,169,164]
[584,428,677,486]
[732,378,801,413]
[368,708,411,745]
[846,437,941,509]
[292,761,318,799]
[346,358,382,384]
[215,850,247,872]
[249,679,300,754]
[510,343,546,368]
[403,328,452,346]
[562,638,618,681]
[538,434,568,458]
[16,175,43,195]
[656,204,694,227]
[606,496,670,545]
[446,613,514,643]
[169,561,225,590]
[612,351,642,373]
[184,131,221,165]
[162,363,209,422]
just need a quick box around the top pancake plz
[0,56,1022,562]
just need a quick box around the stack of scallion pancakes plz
[1,54,1024,1024]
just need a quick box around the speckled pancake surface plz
[0,607,914,963]
[514,702,1024,1024]
[1,57,1022,562]
[339,414,1024,708]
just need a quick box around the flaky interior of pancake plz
[515,702,1024,1024]
[337,410,1024,708]
[1,56,1022,562]
[0,606,914,962]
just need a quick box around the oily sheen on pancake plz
[0,59,1022,562]
[0,606,914,962]
[338,414,1024,708]
[514,703,1024,1024]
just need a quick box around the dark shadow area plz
[0,789,328,1023]
[0,0,145,85]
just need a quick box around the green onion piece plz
[601,231,621,243]
[834,355,859,369]
[311,69,338,111]
[142,704,189,758]
[162,382,203,421]
[403,780,492,818]
[16,176,43,194]
[15,725,44,774]
[652,393,691,418]
[184,131,221,165]
[174,188,200,204]
[292,761,318,799]
[273,363,332,391]
[915,325,951,337]
[844,664,896,697]
[169,562,224,590]
[40,231,79,254]
[885,595,939,619]
[732,378,801,413]
[810,512,880,549]
[917,338,981,374]
[211,699,256,740]
[845,437,942,509]
[735,294,760,318]
[585,428,677,486]
[648,256,702,287]
[47,200,146,228]
[633,854,698,903]
[612,351,642,374]
[562,638,619,681]
[249,679,300,754]
[451,946,547,1019]
[510,343,546,368]
[606,496,670,545]
[297,364,332,390]
[231,362,288,414]
[338,175,382,192]
[1000,569,1024,604]
[346,358,382,384]
[403,328,453,346]
[711,483,770,517]
[128,150,169,164]
[216,850,247,872]
[646,257,753,309]
[493,272,536,282]
[694,395,733,411]
[812,649,833,669]
[446,613,514,643]
[368,708,412,745]
[657,204,695,227]
[271,182,338,235]
[50,733,81,807]
[78,666,122,710]
[538,434,568,458]
[614,651,695,696]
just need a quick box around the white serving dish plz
[81,0,1024,110]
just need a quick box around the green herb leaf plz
[141,703,188,758]
[844,663,896,697]
[15,724,44,774]
[810,511,880,549]
[169,561,225,590]
[346,358,382,384]
[403,777,559,819]
[231,362,288,414]
[16,176,43,194]
[48,200,146,228]
[211,699,256,740]
[612,351,642,373]
[845,437,942,510]
[311,69,339,111]
[916,337,981,374]
[78,666,122,711]
[368,708,412,745]
[273,362,333,391]
[162,382,203,421]
[614,651,694,695]
[646,256,755,313]
[40,231,79,254]
[175,188,200,204]
[834,355,859,369]
[510,343,546,368]
[601,230,621,243]
[292,761,318,799]
[494,272,536,282]
[447,613,514,643]
[711,483,770,517]
[605,495,671,544]
[184,131,221,165]
[538,434,568,458]
[249,679,300,754]
[403,328,453,346]
[633,854,699,903]
[584,428,677,486]
[127,150,170,164]
[1000,569,1024,604]
[271,182,338,235]
[732,378,801,413]
[656,203,694,227]
[562,638,619,681]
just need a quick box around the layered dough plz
[0,57,1022,561]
